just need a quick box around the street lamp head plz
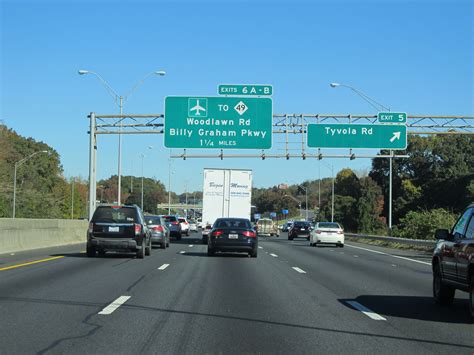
[78,70,90,75]
[154,70,166,76]
[330,82,340,88]
[41,150,48,153]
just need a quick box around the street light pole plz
[330,82,392,229]
[12,150,48,218]
[140,153,145,211]
[79,69,165,205]
[168,158,172,214]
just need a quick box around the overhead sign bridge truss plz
[90,113,474,159]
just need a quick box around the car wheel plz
[98,249,106,256]
[433,264,455,305]
[186,231,189,236]
[207,248,215,257]
[309,242,313,247]
[469,275,474,319]
[250,249,258,258]
[177,233,182,241]
[339,244,344,248]
[145,240,151,256]
[161,241,166,249]
[307,237,310,241]
[86,245,96,257]
[137,246,145,259]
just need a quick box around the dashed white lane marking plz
[292,267,306,274]
[179,251,186,254]
[392,264,397,267]
[346,301,387,321]
[98,296,131,315]
[258,246,263,249]
[345,244,431,266]
[158,263,170,270]
[189,245,194,247]
[270,253,278,257]
[353,255,359,258]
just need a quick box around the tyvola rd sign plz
[307,124,407,149]
[164,96,272,149]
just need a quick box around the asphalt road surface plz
[1,232,473,354]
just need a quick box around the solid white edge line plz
[98,296,131,315]
[158,263,170,270]
[345,244,431,266]
[292,267,306,274]
[179,251,186,254]
[346,301,386,321]
[258,246,263,249]
[189,245,194,247]
[270,253,278,257]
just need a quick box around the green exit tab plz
[218,84,273,96]
[378,112,407,123]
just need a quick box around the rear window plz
[146,216,162,225]
[318,222,340,229]
[294,221,310,227]
[214,218,252,229]
[178,218,186,223]
[93,207,137,223]
[163,216,177,222]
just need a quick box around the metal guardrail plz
[345,233,437,248]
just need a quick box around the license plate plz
[229,234,239,239]
[301,228,305,231]
[108,226,119,232]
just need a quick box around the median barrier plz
[345,233,437,248]
[0,218,88,254]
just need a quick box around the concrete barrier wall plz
[0,219,89,254]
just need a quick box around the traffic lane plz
[50,242,440,354]
[0,239,180,354]
[258,237,474,352]
[0,242,86,270]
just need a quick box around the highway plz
[1,233,472,354]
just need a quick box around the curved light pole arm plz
[340,84,390,112]
[87,71,120,105]
[123,72,156,100]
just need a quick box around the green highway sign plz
[164,96,272,149]
[377,112,407,123]
[218,84,273,96]
[307,124,407,149]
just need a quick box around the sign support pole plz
[88,112,97,220]
[389,150,393,232]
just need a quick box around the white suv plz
[178,217,190,236]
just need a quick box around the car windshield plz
[93,207,136,223]
[146,216,162,225]
[214,218,252,229]
[318,222,340,229]
[163,216,177,222]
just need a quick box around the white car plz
[310,222,344,247]
[188,220,198,232]
[178,217,190,236]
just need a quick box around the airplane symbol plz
[190,100,206,116]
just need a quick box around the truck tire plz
[86,245,96,257]
[433,264,455,305]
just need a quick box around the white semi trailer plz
[201,168,253,229]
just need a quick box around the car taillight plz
[88,222,93,233]
[316,230,322,234]
[135,224,142,235]
[212,230,224,237]
[152,226,164,232]
[171,221,179,225]
[243,230,256,238]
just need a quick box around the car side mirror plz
[435,229,450,240]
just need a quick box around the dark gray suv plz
[432,203,474,318]
[87,205,151,259]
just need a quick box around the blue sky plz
[1,0,472,193]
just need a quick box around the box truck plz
[201,169,253,240]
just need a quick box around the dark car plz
[161,215,182,240]
[288,221,312,240]
[207,218,258,257]
[145,215,170,249]
[281,221,293,232]
[432,204,474,318]
[87,205,151,258]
